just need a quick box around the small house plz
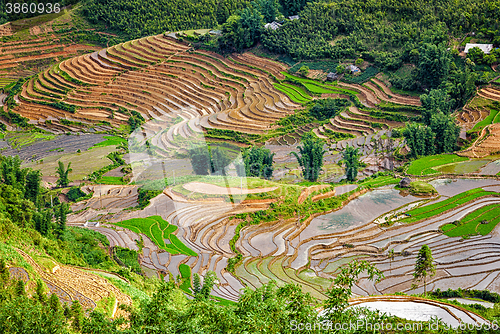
[326,72,339,81]
[464,43,493,54]
[264,22,282,30]
[347,65,360,74]
[289,15,299,21]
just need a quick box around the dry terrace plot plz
[13,34,301,143]
[23,145,118,181]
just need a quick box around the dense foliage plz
[239,146,275,179]
[341,145,361,182]
[188,145,232,176]
[291,133,326,182]
[310,98,350,121]
[82,0,250,38]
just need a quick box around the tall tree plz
[253,0,279,22]
[210,147,231,176]
[188,146,211,175]
[430,112,460,154]
[417,43,451,89]
[25,170,41,206]
[55,203,69,240]
[242,146,275,179]
[413,244,436,296]
[291,133,326,182]
[325,260,383,318]
[341,145,361,182]
[403,123,435,158]
[56,161,72,188]
[420,89,454,125]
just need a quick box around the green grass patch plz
[92,135,127,148]
[111,216,196,256]
[444,204,500,237]
[407,154,469,176]
[178,263,192,293]
[97,176,127,185]
[400,188,499,224]
[358,175,399,188]
[473,107,500,131]
[273,83,310,103]
[5,131,55,149]
[409,181,437,195]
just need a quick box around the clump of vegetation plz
[310,98,350,121]
[408,181,437,196]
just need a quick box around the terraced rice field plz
[83,172,500,303]
[14,249,131,318]
[14,34,301,140]
[406,154,469,175]
[478,86,500,103]
[111,216,196,256]
[461,123,500,158]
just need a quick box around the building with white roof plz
[464,43,493,54]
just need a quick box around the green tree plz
[49,293,61,314]
[70,300,84,331]
[279,0,307,16]
[420,89,454,125]
[254,0,279,22]
[291,133,326,182]
[188,146,211,175]
[466,46,485,64]
[413,244,436,296]
[310,98,350,121]
[35,279,48,305]
[25,170,41,206]
[298,65,309,77]
[210,147,231,176]
[341,145,361,182]
[325,260,383,318]
[56,161,72,188]
[430,112,460,154]
[55,203,69,240]
[242,146,275,179]
[417,43,451,89]
[194,271,217,301]
[403,123,435,158]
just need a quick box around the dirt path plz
[183,181,278,195]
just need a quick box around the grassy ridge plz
[112,216,196,256]
[400,188,499,224]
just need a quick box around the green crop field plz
[399,188,499,224]
[406,154,469,175]
[444,204,500,237]
[112,216,197,256]
[92,135,127,148]
[359,175,399,188]
[97,176,127,185]
[273,83,311,103]
[282,72,359,95]
[473,107,500,130]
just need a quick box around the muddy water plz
[429,178,500,197]
[303,188,419,238]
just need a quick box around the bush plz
[310,98,350,121]
[66,187,87,202]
